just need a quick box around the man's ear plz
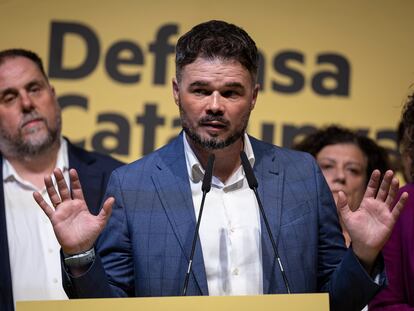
[250,84,260,111]
[172,78,180,106]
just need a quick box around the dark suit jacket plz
[0,139,123,311]
[64,134,385,311]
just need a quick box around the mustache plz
[198,115,230,126]
[20,111,46,127]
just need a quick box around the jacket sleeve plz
[312,159,386,311]
[63,169,134,298]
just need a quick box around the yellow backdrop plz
[1,0,413,163]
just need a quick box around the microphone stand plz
[240,151,291,294]
[182,153,215,296]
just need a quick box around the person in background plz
[396,121,412,184]
[369,94,414,310]
[34,21,406,311]
[0,49,123,311]
[293,125,391,247]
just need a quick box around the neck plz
[4,140,60,189]
[188,135,244,183]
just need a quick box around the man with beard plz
[35,21,406,311]
[0,49,123,311]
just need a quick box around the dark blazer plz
[0,139,123,311]
[65,133,384,311]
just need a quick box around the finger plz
[69,169,85,201]
[98,197,114,228]
[390,192,408,221]
[44,174,62,208]
[376,170,394,202]
[363,170,381,199]
[33,191,54,219]
[54,168,71,201]
[384,177,400,208]
[336,190,350,218]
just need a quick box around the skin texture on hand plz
[337,170,408,271]
[33,168,114,255]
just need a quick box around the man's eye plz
[193,89,209,95]
[29,85,41,93]
[222,90,239,98]
[3,94,17,103]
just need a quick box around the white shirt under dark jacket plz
[183,133,263,295]
[4,138,70,307]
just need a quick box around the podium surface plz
[17,293,328,311]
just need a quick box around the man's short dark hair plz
[175,20,259,83]
[293,125,390,184]
[0,48,48,80]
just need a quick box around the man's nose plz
[206,91,224,114]
[20,92,35,111]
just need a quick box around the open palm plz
[33,168,114,255]
[337,170,408,268]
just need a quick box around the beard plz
[178,100,251,150]
[0,111,61,159]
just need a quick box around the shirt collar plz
[183,133,255,184]
[3,137,69,184]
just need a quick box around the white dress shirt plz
[4,138,70,306]
[183,133,263,296]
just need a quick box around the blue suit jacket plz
[0,139,123,311]
[64,134,384,311]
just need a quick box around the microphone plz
[182,153,215,296]
[240,151,291,294]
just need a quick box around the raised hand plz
[33,168,114,255]
[337,170,408,270]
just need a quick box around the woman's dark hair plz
[294,125,390,183]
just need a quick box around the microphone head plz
[201,153,215,193]
[240,151,258,189]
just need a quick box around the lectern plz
[17,293,328,311]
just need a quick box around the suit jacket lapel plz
[151,135,208,295]
[0,157,14,311]
[251,138,285,294]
